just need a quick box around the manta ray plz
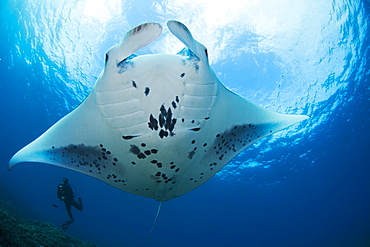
[9,20,308,202]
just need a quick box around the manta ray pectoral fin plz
[106,22,163,67]
[8,23,164,177]
[200,86,309,168]
[222,86,309,130]
[167,20,208,61]
[8,96,112,172]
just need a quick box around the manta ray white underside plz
[9,21,308,201]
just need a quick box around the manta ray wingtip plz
[279,113,309,128]
[294,114,310,123]
[8,142,46,170]
[8,151,22,170]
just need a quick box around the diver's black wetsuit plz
[57,178,83,230]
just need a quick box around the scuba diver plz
[57,178,83,231]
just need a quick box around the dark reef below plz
[0,198,98,247]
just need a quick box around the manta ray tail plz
[148,201,163,238]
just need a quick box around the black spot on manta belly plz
[122,135,139,140]
[159,113,165,128]
[165,108,173,130]
[144,87,150,96]
[190,127,201,131]
[132,80,137,88]
[149,104,178,138]
[160,104,167,116]
[211,124,274,163]
[188,150,195,160]
[148,114,159,130]
[46,144,128,181]
[137,153,146,159]
[129,145,140,155]
[169,119,176,132]
[159,129,168,139]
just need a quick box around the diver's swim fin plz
[61,220,74,231]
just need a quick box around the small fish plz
[52,204,58,208]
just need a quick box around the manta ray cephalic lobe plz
[9,20,308,202]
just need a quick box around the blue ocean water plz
[0,0,369,246]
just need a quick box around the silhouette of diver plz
[57,178,83,231]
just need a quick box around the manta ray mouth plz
[117,54,138,73]
[116,48,200,66]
